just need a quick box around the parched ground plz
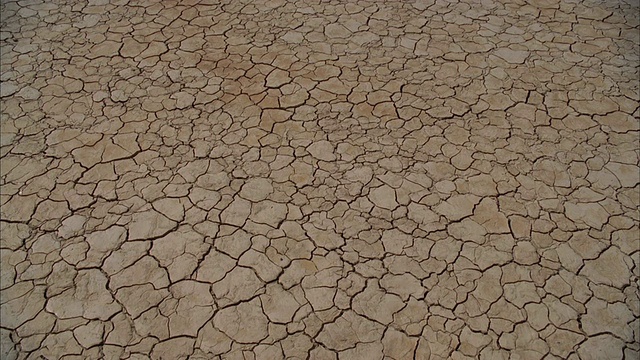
[0,0,639,359]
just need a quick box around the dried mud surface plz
[1,0,639,359]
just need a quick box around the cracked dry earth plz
[0,0,639,359]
